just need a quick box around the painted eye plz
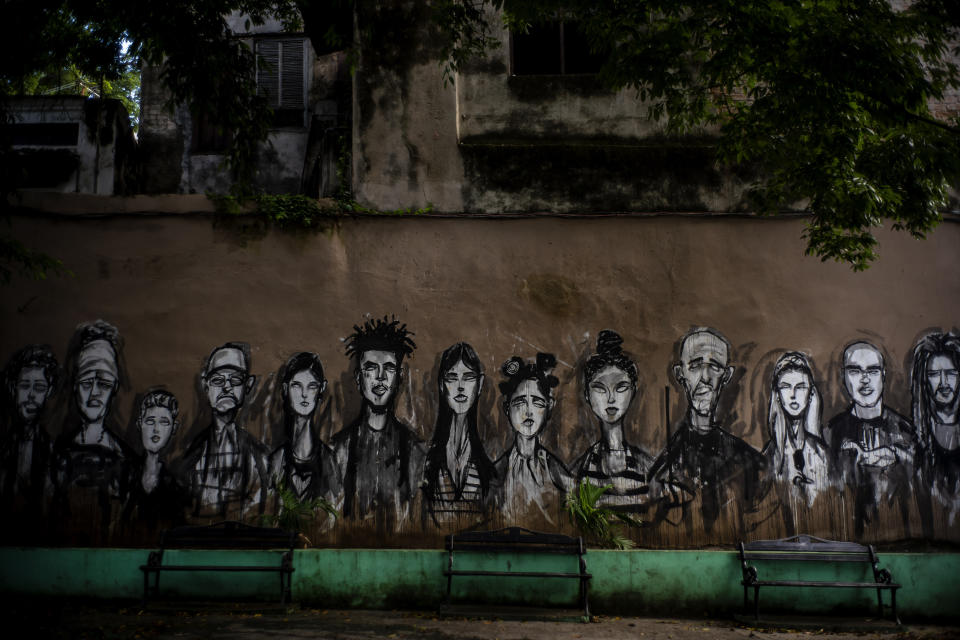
[307,382,320,391]
[615,383,632,392]
[532,398,546,408]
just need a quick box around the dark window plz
[511,21,603,76]
[256,38,306,127]
[191,111,232,154]
[10,122,79,146]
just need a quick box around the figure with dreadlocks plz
[331,317,426,526]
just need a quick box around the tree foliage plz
[438,0,960,268]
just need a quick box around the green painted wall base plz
[1,548,956,620]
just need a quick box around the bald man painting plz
[650,328,766,534]
[825,340,916,537]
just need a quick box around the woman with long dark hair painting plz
[269,352,342,510]
[494,352,572,523]
[573,330,655,514]
[423,342,497,528]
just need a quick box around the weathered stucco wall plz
[352,3,747,213]
[1,206,958,549]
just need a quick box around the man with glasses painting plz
[183,342,268,520]
[825,340,917,537]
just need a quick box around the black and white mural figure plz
[423,342,498,528]
[1,345,58,527]
[494,353,573,523]
[650,328,766,533]
[269,352,342,510]
[761,352,831,508]
[52,320,135,539]
[182,342,269,519]
[331,317,425,526]
[825,341,916,537]
[123,389,190,531]
[911,331,960,516]
[573,331,655,514]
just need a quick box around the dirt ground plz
[4,602,960,640]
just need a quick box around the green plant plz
[261,478,338,545]
[564,479,642,550]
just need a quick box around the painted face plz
[508,378,549,439]
[15,366,51,423]
[285,369,322,417]
[843,345,884,409]
[587,365,635,424]
[777,369,811,419]
[75,370,117,423]
[204,367,248,414]
[357,350,399,407]
[139,405,176,454]
[676,332,731,418]
[443,359,482,415]
[926,354,959,408]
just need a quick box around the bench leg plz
[753,586,760,620]
[142,571,149,608]
[876,587,884,618]
[892,589,900,625]
[280,572,287,605]
[743,585,748,615]
[581,578,590,620]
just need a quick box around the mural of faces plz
[587,364,635,424]
[138,404,178,454]
[202,346,251,414]
[508,378,550,438]
[356,349,399,407]
[15,365,52,423]
[442,358,482,415]
[777,369,811,419]
[675,331,733,418]
[927,354,959,410]
[76,371,117,423]
[285,369,324,417]
[842,343,884,409]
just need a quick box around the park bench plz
[140,521,297,606]
[443,526,592,619]
[738,534,901,624]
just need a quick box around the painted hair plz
[767,352,821,474]
[280,352,326,394]
[344,316,416,363]
[498,352,559,408]
[424,342,495,501]
[4,344,59,400]
[139,389,179,421]
[677,326,732,362]
[911,331,960,445]
[583,330,638,387]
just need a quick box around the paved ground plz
[4,602,959,640]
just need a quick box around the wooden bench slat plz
[445,570,591,578]
[746,580,901,588]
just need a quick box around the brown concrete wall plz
[1,209,958,548]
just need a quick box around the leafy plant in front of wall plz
[261,478,338,547]
[565,479,642,550]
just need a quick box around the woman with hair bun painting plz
[494,353,572,523]
[573,330,655,514]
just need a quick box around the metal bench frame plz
[443,526,592,618]
[738,534,901,624]
[140,521,297,606]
